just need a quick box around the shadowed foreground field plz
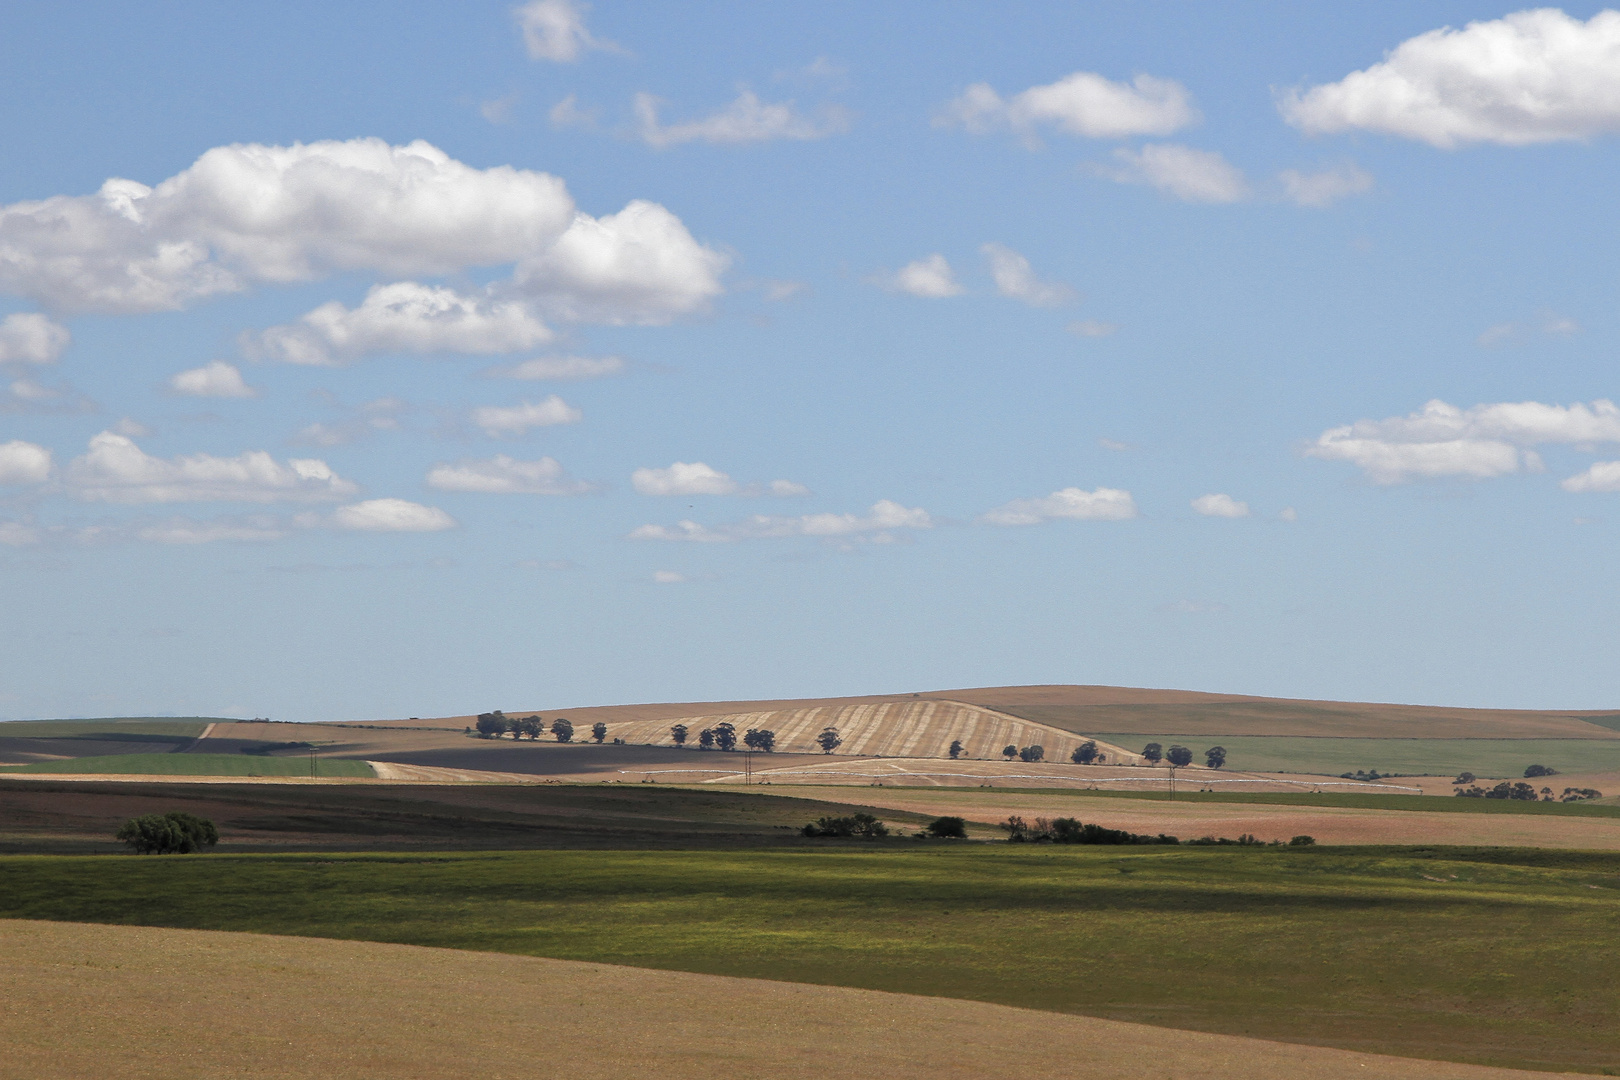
[0,920,1578,1080]
[3,847,1619,1073]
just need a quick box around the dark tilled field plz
[0,778,924,853]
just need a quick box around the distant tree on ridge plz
[1142,742,1163,765]
[551,717,574,743]
[670,723,689,747]
[815,727,842,754]
[1071,741,1098,765]
[1205,746,1226,769]
[948,739,964,760]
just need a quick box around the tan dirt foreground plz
[0,920,1581,1080]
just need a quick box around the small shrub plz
[116,811,219,855]
[926,816,967,839]
[1288,835,1317,846]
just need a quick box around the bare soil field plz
[779,786,1620,848]
[0,919,1576,1080]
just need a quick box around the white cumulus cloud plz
[0,440,52,484]
[0,313,69,365]
[630,499,930,542]
[0,138,723,326]
[168,360,257,398]
[1280,9,1620,148]
[245,282,552,365]
[513,200,728,324]
[979,486,1138,526]
[633,461,738,496]
[425,455,589,495]
[634,90,849,148]
[1307,398,1620,483]
[652,569,687,584]
[64,431,358,504]
[1561,461,1620,493]
[632,461,809,497]
[980,243,1076,307]
[515,0,616,62]
[472,395,582,436]
[938,72,1198,140]
[1094,144,1249,203]
[1279,163,1375,207]
[1191,493,1250,518]
[484,354,624,380]
[0,138,576,313]
[328,498,456,532]
[874,254,963,298]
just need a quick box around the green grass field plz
[1094,734,1620,777]
[0,753,373,778]
[0,718,217,740]
[3,846,1618,1073]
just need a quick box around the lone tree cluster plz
[117,811,218,855]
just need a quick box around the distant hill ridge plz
[393,685,1620,742]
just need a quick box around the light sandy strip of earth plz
[0,919,1580,1080]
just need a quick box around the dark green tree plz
[926,816,967,838]
[550,717,574,743]
[815,727,842,754]
[1018,744,1045,762]
[515,716,542,740]
[1204,746,1226,769]
[948,739,964,759]
[698,727,715,750]
[744,728,776,752]
[1141,742,1164,765]
[670,723,689,747]
[1001,744,1017,760]
[714,721,738,752]
[1166,745,1193,768]
[117,811,219,854]
[591,722,608,743]
[475,711,508,739]
[1070,740,1098,764]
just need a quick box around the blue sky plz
[3,2,1619,721]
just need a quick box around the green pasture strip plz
[1091,734,1620,778]
[2,847,1619,1074]
[0,753,373,778]
[0,718,217,740]
[913,786,1620,818]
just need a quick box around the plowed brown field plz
[0,919,1574,1080]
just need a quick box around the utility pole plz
[309,746,316,780]
[745,749,753,785]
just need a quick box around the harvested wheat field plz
[0,919,1576,1080]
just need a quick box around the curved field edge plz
[3,847,1619,1074]
[0,919,1573,1080]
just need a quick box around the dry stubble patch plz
[0,919,1575,1080]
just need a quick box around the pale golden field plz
[0,919,1579,1080]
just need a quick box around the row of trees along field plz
[959,740,1229,768]
[667,722,797,752]
[472,711,608,744]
